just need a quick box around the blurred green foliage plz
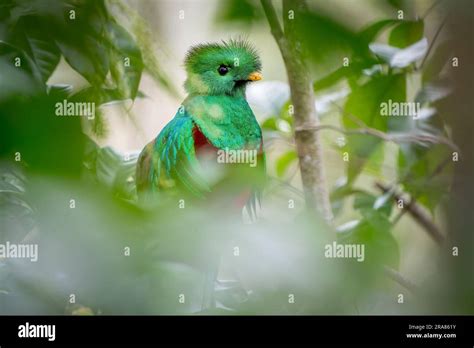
[215,0,265,25]
[0,0,462,315]
[228,0,457,312]
[250,0,454,217]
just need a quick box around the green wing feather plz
[136,110,210,198]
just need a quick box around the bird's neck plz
[186,87,247,99]
[229,85,247,98]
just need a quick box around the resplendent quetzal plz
[136,39,265,217]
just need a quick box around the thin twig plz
[375,182,445,245]
[328,102,460,153]
[419,18,447,70]
[296,124,459,152]
[261,0,285,42]
[391,210,406,225]
[267,176,305,198]
[383,266,418,294]
[422,0,443,19]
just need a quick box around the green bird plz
[136,39,265,216]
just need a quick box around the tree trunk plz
[261,0,333,221]
[442,0,474,314]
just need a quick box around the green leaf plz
[275,151,297,178]
[0,41,43,98]
[337,210,399,269]
[83,138,139,200]
[373,191,394,212]
[415,83,451,105]
[107,21,143,100]
[0,163,35,242]
[11,17,60,83]
[261,117,278,131]
[313,66,349,91]
[353,191,392,217]
[354,192,376,211]
[369,38,428,68]
[314,19,399,91]
[343,73,406,182]
[330,179,366,217]
[8,0,69,23]
[71,87,128,106]
[363,142,386,177]
[358,19,398,43]
[389,20,424,48]
[398,143,452,213]
[345,73,406,131]
[47,84,73,98]
[54,1,110,86]
[56,36,109,87]
[311,18,398,92]
[9,0,107,85]
[386,0,405,8]
[313,61,376,92]
[215,0,263,24]
[296,11,363,75]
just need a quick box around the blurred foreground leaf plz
[369,38,428,68]
[343,73,406,182]
[389,20,424,48]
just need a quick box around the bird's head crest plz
[183,38,262,96]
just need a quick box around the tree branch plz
[384,266,418,294]
[261,0,285,42]
[375,182,445,245]
[261,0,333,222]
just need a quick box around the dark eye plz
[218,65,229,76]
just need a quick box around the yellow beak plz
[248,72,263,81]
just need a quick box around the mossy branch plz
[261,0,333,222]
